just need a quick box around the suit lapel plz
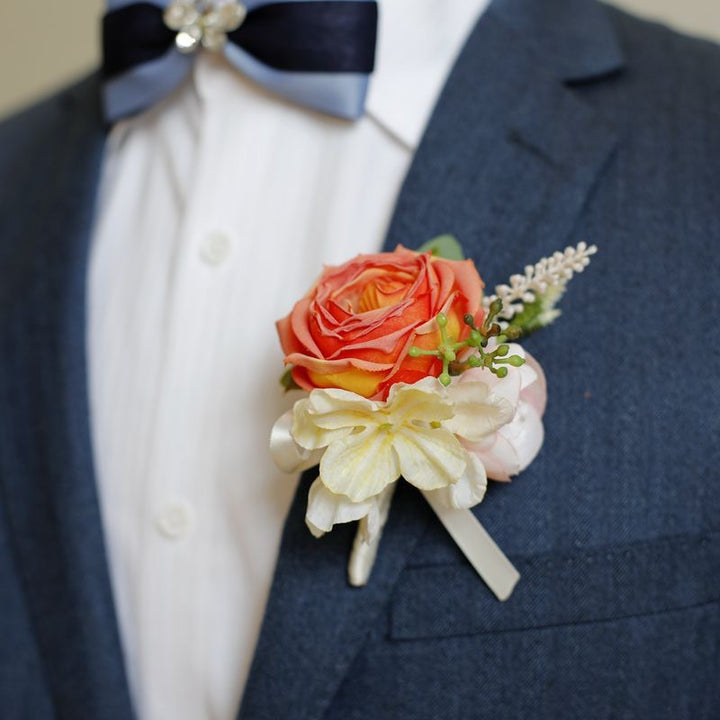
[241,1,624,718]
[386,0,624,274]
[0,78,136,718]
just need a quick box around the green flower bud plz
[489,298,503,316]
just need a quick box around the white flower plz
[272,354,546,541]
[442,369,517,441]
[423,452,488,510]
[455,346,547,481]
[292,378,471,502]
[305,480,394,541]
[287,371,529,538]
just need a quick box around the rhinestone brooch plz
[164,0,247,54]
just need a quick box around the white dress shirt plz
[88,1,491,718]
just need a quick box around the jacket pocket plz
[390,532,720,640]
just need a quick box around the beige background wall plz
[1,0,719,117]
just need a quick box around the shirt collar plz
[365,0,493,150]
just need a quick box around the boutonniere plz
[270,236,596,599]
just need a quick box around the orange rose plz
[277,246,484,400]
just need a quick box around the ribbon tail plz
[270,409,323,474]
[347,484,396,587]
[423,491,520,601]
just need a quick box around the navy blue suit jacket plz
[1,1,718,718]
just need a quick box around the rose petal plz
[284,353,394,375]
[463,433,520,482]
[521,351,547,417]
[444,379,516,442]
[288,297,325,357]
[498,401,545,473]
[456,364,522,410]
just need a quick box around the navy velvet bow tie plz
[101,0,378,122]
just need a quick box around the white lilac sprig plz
[483,241,597,336]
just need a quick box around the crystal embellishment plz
[164,0,247,54]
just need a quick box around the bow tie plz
[102,0,378,122]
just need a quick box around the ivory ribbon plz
[422,492,520,601]
[348,490,519,600]
[347,484,396,586]
[269,409,323,474]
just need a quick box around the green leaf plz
[416,234,465,261]
[280,366,302,392]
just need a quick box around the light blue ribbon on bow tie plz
[103,0,374,122]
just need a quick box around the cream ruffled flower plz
[290,376,517,539]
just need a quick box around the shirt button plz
[200,231,231,266]
[155,500,195,540]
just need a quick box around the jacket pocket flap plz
[390,533,720,640]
